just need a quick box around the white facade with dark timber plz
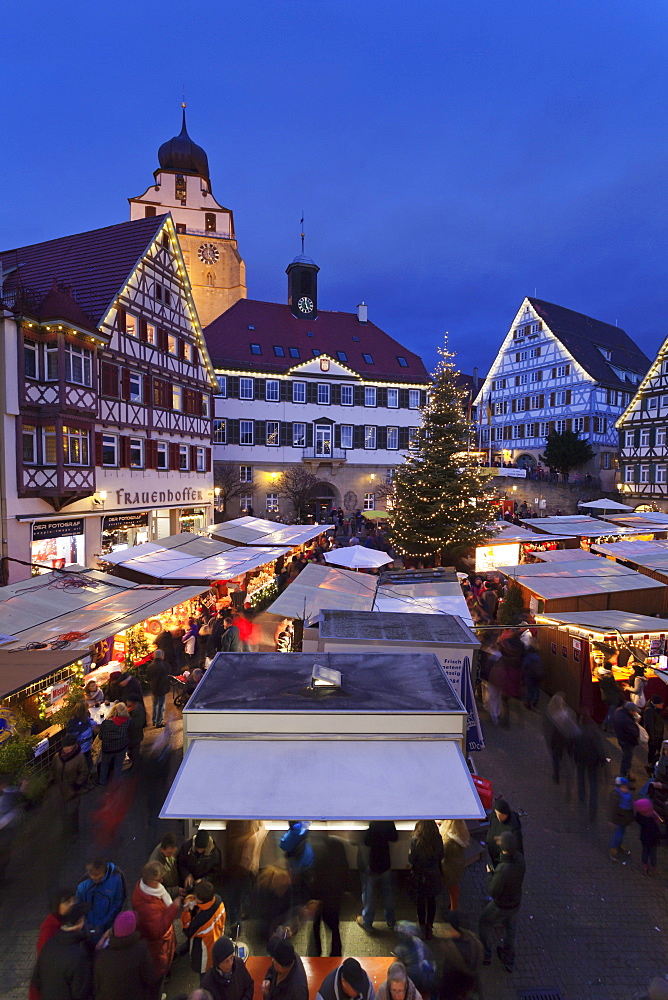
[473,297,649,490]
[616,334,668,501]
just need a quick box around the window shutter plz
[566,418,572,432]
[279,422,289,447]
[549,393,555,406]
[166,383,174,410]
[552,368,557,378]
[584,416,590,432]
[515,353,520,362]
[334,425,341,448]
[190,445,198,470]
[119,436,131,468]
[179,339,187,360]
[280,381,289,402]
[205,447,211,472]
[228,420,239,445]
[398,427,409,449]
[566,390,572,405]
[377,426,387,449]
[399,389,409,408]
[169,443,180,471]
[354,386,364,407]
[539,394,545,407]
[307,383,317,404]
[101,362,119,397]
[117,306,126,333]
[354,426,364,449]
[549,421,555,435]
[306,424,313,447]
[139,318,148,342]
[228,376,239,399]
[145,440,157,470]
[158,327,168,352]
[511,399,517,413]
[95,432,103,466]
[121,369,131,401]
[566,365,570,375]
[256,420,266,444]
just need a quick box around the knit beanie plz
[212,935,235,965]
[495,798,510,815]
[340,958,367,994]
[634,798,656,816]
[113,911,137,937]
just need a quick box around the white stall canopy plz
[209,516,332,548]
[160,738,484,822]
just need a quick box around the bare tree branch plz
[213,462,255,512]
[275,467,324,521]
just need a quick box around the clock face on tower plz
[198,243,220,265]
[298,296,314,314]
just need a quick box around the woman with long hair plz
[439,820,471,911]
[408,820,444,940]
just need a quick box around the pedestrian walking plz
[485,798,523,870]
[124,694,147,769]
[310,833,349,957]
[132,860,182,1000]
[439,912,484,1000]
[181,879,227,978]
[627,664,648,709]
[438,820,470,912]
[596,665,623,731]
[29,889,76,1000]
[608,776,634,861]
[479,832,525,972]
[634,798,663,875]
[93,910,154,1000]
[98,703,130,786]
[76,859,126,943]
[643,695,665,772]
[146,650,171,728]
[50,734,88,841]
[65,701,97,776]
[30,902,94,1000]
[613,701,641,780]
[279,820,314,877]
[408,820,444,941]
[356,820,398,932]
[543,692,579,784]
[573,711,607,823]
[521,644,543,711]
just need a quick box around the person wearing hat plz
[262,940,308,1000]
[93,910,154,1000]
[177,828,223,891]
[485,798,524,871]
[608,776,634,861]
[478,831,525,973]
[50,733,88,841]
[315,956,375,1000]
[438,913,484,1000]
[596,665,623,731]
[200,935,254,1000]
[612,700,641,780]
[30,901,93,1000]
[634,798,663,875]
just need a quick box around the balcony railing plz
[302,446,348,461]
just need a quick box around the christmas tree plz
[496,581,527,625]
[391,344,495,559]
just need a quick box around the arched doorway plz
[307,481,340,521]
[516,454,536,469]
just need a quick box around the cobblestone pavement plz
[2,688,666,1000]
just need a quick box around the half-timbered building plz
[473,297,650,490]
[0,214,215,583]
[616,333,668,504]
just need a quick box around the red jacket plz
[29,914,61,1000]
[131,881,180,980]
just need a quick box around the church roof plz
[0,215,168,328]
[157,108,210,181]
[528,297,651,389]
[204,298,430,383]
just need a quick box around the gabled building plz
[616,334,668,502]
[0,214,215,583]
[473,297,650,490]
[204,254,431,520]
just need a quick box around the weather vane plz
[300,212,305,255]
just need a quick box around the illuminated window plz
[293,423,306,447]
[363,493,375,510]
[125,313,137,338]
[213,419,226,444]
[266,421,280,446]
[365,426,376,449]
[341,425,353,449]
[179,445,189,470]
[43,426,57,464]
[387,427,398,449]
[409,390,420,409]
[63,426,89,466]
[172,385,182,410]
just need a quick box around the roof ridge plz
[0,214,169,258]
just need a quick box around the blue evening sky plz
[3,0,668,377]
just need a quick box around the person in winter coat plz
[93,910,154,1000]
[177,828,224,889]
[84,679,105,710]
[315,956,374,1000]
[643,695,665,770]
[220,616,243,653]
[97,704,130,786]
[408,820,444,941]
[627,664,648,709]
[573,712,608,823]
[181,878,227,977]
[264,939,308,1000]
[31,901,94,1000]
[154,628,178,674]
[485,798,524,870]
[494,634,525,726]
[608,775,634,860]
[375,960,421,1000]
[51,735,89,840]
[439,820,471,912]
[596,665,624,729]
[183,618,200,667]
[29,889,76,1000]
[521,645,543,711]
[200,935,255,1000]
[543,692,579,785]
[118,671,143,702]
[439,912,484,1000]
[76,859,126,942]
[146,650,171,727]
[132,860,182,997]
[478,832,525,973]
[149,832,180,898]
[634,798,663,875]
[65,701,97,775]
[613,701,641,779]
[279,820,314,876]
[357,820,398,932]
[125,695,147,768]
[310,833,349,958]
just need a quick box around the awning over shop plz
[0,650,84,699]
[102,533,234,565]
[535,611,668,634]
[109,545,290,584]
[160,738,485,821]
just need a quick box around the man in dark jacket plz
[118,671,143,702]
[643,695,665,770]
[573,712,607,822]
[613,701,641,778]
[478,832,525,972]
[596,666,623,729]
[220,616,242,653]
[124,695,146,768]
[93,910,153,1000]
[356,820,398,932]
[315,957,374,1000]
[263,940,308,1000]
[485,798,523,869]
[155,628,178,674]
[479,583,498,623]
[177,828,223,889]
[146,650,171,727]
[31,901,93,1000]
[310,833,349,956]
[201,935,254,1000]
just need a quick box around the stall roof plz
[265,563,378,620]
[535,611,668,635]
[578,499,636,512]
[504,569,664,600]
[154,533,234,556]
[531,549,602,562]
[208,516,330,547]
[495,559,635,580]
[160,738,485,821]
[320,610,479,647]
[111,545,289,584]
[0,650,84,699]
[521,515,629,537]
[599,510,668,525]
[102,542,165,565]
[594,516,668,533]
[590,541,668,563]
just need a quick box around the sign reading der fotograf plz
[32,519,85,541]
[103,513,150,531]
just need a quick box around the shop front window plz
[63,427,89,466]
[179,508,206,532]
[32,519,85,573]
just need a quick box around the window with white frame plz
[292,381,306,403]
[385,468,394,484]
[179,444,189,470]
[640,465,650,483]
[594,416,607,434]
[408,427,419,448]
[129,372,143,403]
[43,426,57,464]
[157,442,168,469]
[266,421,280,446]
[201,394,210,417]
[364,386,376,406]
[212,419,226,444]
[555,365,569,377]
[494,402,505,415]
[365,426,376,449]
[317,383,330,405]
[526,423,537,437]
[196,447,206,472]
[240,420,254,445]
[530,371,542,382]
[340,384,354,406]
[513,424,523,439]
[266,493,279,513]
[529,347,541,358]
[45,344,58,381]
[624,430,635,448]
[662,395,668,407]
[341,425,353,449]
[63,426,89,465]
[518,374,528,386]
[240,466,253,482]
[22,424,36,463]
[624,466,635,483]
[387,427,398,449]
[129,437,144,468]
[172,384,182,410]
[657,465,667,484]
[517,351,527,362]
[125,313,137,338]
[639,428,650,446]
[266,379,280,402]
[601,452,611,469]
[555,390,567,405]
[555,419,567,433]
[387,388,399,408]
[292,423,306,447]
[363,493,375,510]
[481,427,490,442]
[409,389,420,409]
[529,395,540,409]
[24,341,38,379]
[216,375,227,396]
[649,396,659,409]
[492,379,506,390]
[240,495,253,512]
[102,434,118,467]
[167,334,178,355]
[657,427,666,447]
[65,343,93,386]
[239,378,254,400]
[573,417,585,433]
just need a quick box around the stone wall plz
[490,477,622,517]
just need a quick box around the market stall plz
[474,522,573,572]
[208,516,332,549]
[522,514,664,551]
[589,540,668,587]
[529,548,604,564]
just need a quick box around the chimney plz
[357,302,368,323]
[473,366,479,391]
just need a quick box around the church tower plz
[129,106,246,326]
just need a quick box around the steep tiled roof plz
[34,281,96,330]
[204,298,430,383]
[0,216,168,327]
[528,297,651,388]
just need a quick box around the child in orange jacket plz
[181,879,226,976]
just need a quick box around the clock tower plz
[286,254,319,320]
[129,106,246,327]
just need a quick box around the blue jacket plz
[76,862,126,938]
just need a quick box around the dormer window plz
[396,356,408,367]
[250,344,262,355]
[312,349,321,357]
[289,348,300,358]
[336,351,348,362]
[362,353,374,364]
[598,346,612,361]
[273,346,285,357]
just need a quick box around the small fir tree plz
[540,430,594,477]
[391,344,495,559]
[496,581,528,625]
